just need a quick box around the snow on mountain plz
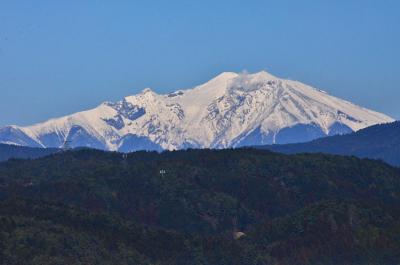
[0,71,394,151]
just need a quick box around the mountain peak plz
[141,87,154,94]
[204,72,239,85]
[0,70,394,151]
[215,71,238,79]
[252,70,278,80]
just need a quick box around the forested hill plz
[0,148,400,264]
[0,143,59,161]
[258,121,400,167]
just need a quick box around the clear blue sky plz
[0,0,399,126]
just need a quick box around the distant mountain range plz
[0,71,393,151]
[259,121,400,166]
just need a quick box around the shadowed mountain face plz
[0,127,42,147]
[234,122,353,147]
[118,134,163,152]
[258,121,400,167]
[0,71,393,151]
[0,148,400,264]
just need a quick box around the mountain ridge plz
[258,121,400,166]
[0,143,59,161]
[0,71,394,151]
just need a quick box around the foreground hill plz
[0,71,393,151]
[0,149,400,265]
[259,121,400,166]
[0,148,399,264]
[0,143,59,162]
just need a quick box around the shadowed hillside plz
[0,143,59,162]
[258,121,400,167]
[0,148,400,264]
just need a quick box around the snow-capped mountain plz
[0,71,394,151]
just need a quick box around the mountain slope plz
[0,143,59,162]
[0,71,393,151]
[1,148,400,264]
[258,121,400,166]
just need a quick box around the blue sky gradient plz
[0,0,399,126]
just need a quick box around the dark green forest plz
[0,148,400,264]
